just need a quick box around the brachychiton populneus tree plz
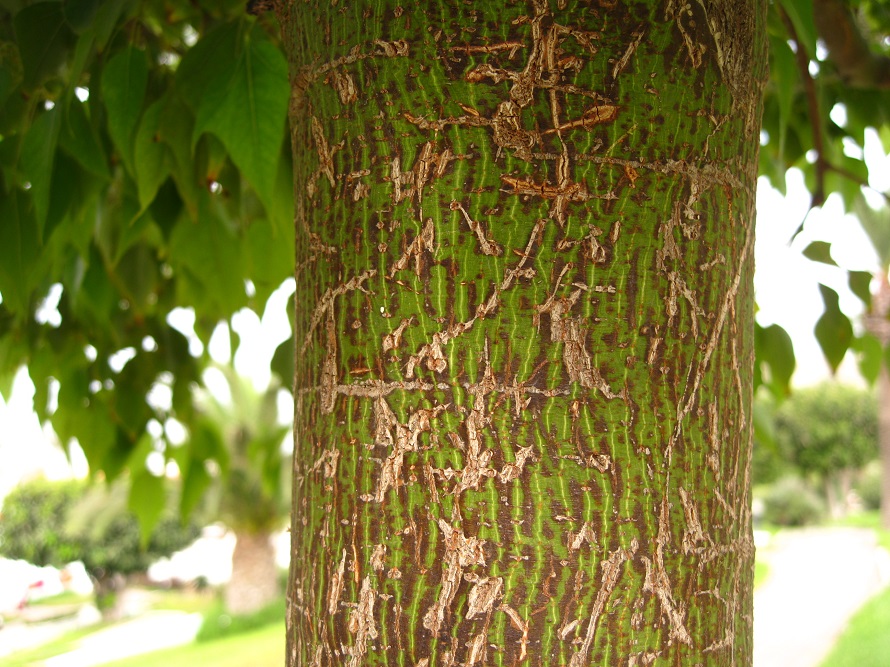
[283,1,764,664]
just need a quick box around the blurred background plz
[2,1,890,666]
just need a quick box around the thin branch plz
[814,0,890,90]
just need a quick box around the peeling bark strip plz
[422,519,487,636]
[347,576,378,667]
[285,1,764,665]
[328,549,347,615]
[569,546,631,667]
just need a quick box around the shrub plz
[760,477,825,527]
[196,595,285,642]
[855,460,882,512]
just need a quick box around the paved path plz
[43,610,203,667]
[754,527,890,667]
[0,590,202,666]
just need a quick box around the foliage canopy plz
[0,0,889,530]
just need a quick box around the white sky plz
[1,132,889,500]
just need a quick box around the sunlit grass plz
[99,622,284,667]
[754,559,770,588]
[816,509,890,666]
[828,510,890,552]
[1,587,216,667]
[820,585,890,667]
[2,623,115,667]
[27,590,92,607]
[143,587,217,614]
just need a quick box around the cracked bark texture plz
[282,1,765,665]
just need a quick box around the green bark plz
[283,1,765,664]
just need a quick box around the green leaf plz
[0,190,40,315]
[175,415,226,519]
[179,452,212,520]
[814,284,854,373]
[134,99,169,211]
[245,219,293,304]
[852,333,882,385]
[824,155,869,211]
[880,125,890,155]
[753,396,777,451]
[115,202,156,266]
[853,195,890,268]
[802,240,837,266]
[46,150,94,239]
[0,334,27,401]
[63,0,101,34]
[269,148,295,234]
[115,242,159,315]
[0,41,23,110]
[70,244,117,328]
[101,46,148,175]
[777,0,817,58]
[91,0,132,50]
[57,399,117,471]
[129,463,166,546]
[271,334,294,388]
[20,107,61,235]
[848,270,873,309]
[768,36,797,158]
[176,21,289,214]
[755,322,796,396]
[13,1,74,87]
[111,374,153,441]
[59,98,109,179]
[168,200,248,319]
[158,92,199,216]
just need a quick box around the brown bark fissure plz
[284,1,763,665]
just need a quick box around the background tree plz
[773,382,878,516]
[0,477,81,567]
[189,361,290,615]
[0,477,200,617]
[851,198,890,528]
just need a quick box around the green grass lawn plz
[829,510,890,552]
[3,623,113,667]
[100,622,285,667]
[819,510,890,666]
[2,587,216,667]
[820,584,890,667]
[754,559,770,588]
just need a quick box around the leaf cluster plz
[0,0,294,528]
[759,0,890,387]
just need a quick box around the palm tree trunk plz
[879,367,890,528]
[283,1,766,664]
[225,531,279,615]
[864,274,890,529]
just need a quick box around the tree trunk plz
[865,274,890,530]
[879,366,890,529]
[225,530,280,615]
[92,572,127,621]
[282,1,765,665]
